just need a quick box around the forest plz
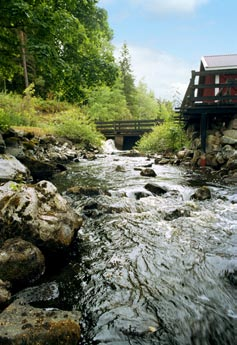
[0,0,187,152]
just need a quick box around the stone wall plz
[189,115,237,174]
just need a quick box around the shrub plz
[53,109,104,147]
[34,98,69,114]
[136,121,188,154]
[0,91,37,131]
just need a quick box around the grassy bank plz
[0,90,104,148]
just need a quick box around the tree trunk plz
[18,30,29,88]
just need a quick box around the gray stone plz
[144,183,167,195]
[205,153,219,168]
[176,149,193,159]
[226,158,237,170]
[129,190,151,200]
[0,180,83,251]
[5,145,25,158]
[0,299,81,345]
[158,158,170,165]
[67,185,101,196]
[13,281,59,304]
[0,154,31,182]
[221,145,236,160]
[140,168,157,177]
[0,280,11,305]
[0,238,45,284]
[228,117,237,130]
[206,134,221,152]
[191,186,211,201]
[221,136,237,145]
[115,165,126,172]
[164,208,191,221]
[223,129,237,140]
[215,152,225,164]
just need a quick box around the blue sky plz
[99,0,236,101]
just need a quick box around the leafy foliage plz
[53,109,104,147]
[86,79,132,121]
[0,91,103,148]
[0,90,37,130]
[0,0,118,103]
[136,120,188,153]
[132,81,160,120]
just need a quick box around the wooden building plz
[178,54,237,162]
[198,55,237,99]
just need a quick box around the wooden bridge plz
[96,119,162,149]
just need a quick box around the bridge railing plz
[96,119,162,136]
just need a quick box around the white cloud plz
[114,45,193,101]
[99,0,209,15]
[99,0,113,5]
[131,0,209,15]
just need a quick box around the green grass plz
[0,92,103,148]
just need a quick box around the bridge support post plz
[200,113,207,167]
[115,135,124,150]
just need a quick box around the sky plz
[98,0,237,101]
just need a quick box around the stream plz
[44,142,237,344]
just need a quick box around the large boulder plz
[0,299,81,345]
[0,180,83,252]
[0,154,31,182]
[19,156,64,181]
[0,238,45,285]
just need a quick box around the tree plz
[0,0,118,102]
[118,43,137,115]
[133,81,160,120]
[86,78,131,121]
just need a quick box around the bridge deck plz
[96,119,162,137]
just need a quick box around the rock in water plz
[0,238,45,284]
[191,186,211,201]
[140,168,157,177]
[0,299,81,345]
[144,183,167,195]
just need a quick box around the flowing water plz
[46,142,237,345]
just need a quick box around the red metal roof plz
[201,54,237,70]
